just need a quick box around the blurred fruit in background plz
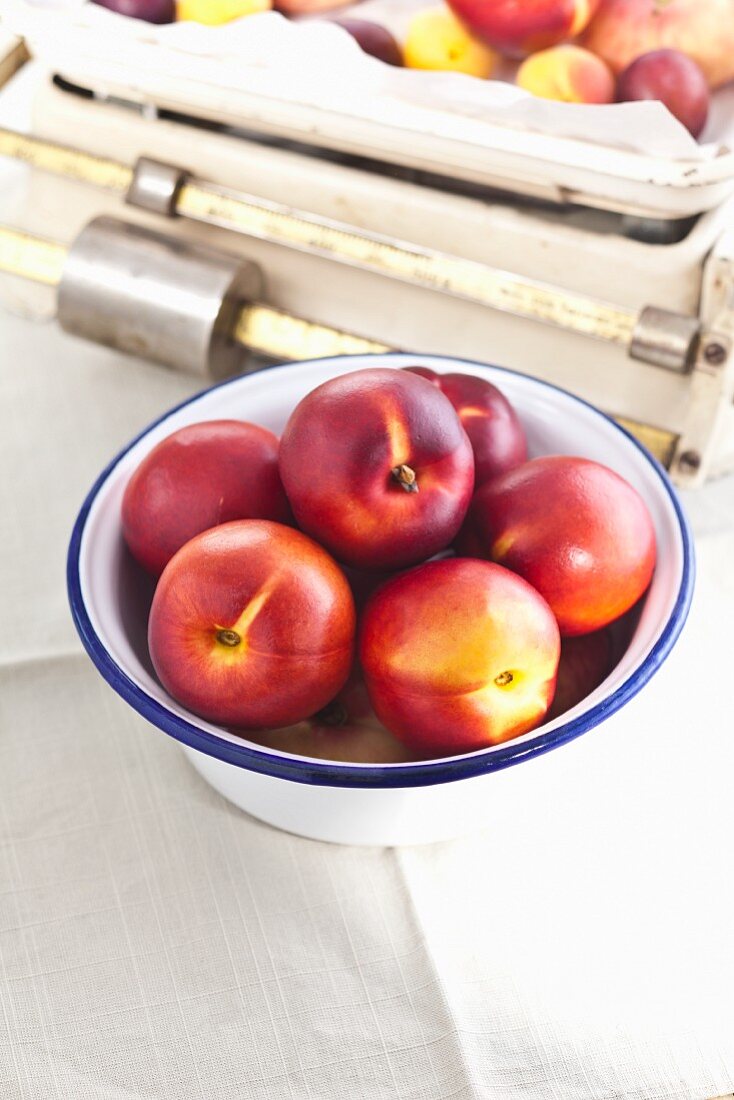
[275,0,350,13]
[583,0,734,89]
[92,0,176,22]
[177,0,271,23]
[405,7,498,76]
[333,19,404,66]
[444,0,600,56]
[616,49,709,138]
[93,0,725,146]
[517,43,615,103]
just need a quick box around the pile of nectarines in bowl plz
[68,353,694,846]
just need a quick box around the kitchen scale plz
[0,8,733,488]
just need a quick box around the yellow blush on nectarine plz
[360,557,560,756]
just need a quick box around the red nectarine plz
[360,558,560,756]
[445,0,600,56]
[405,366,527,485]
[279,368,475,570]
[148,520,355,729]
[616,49,709,138]
[122,420,291,576]
[461,455,656,636]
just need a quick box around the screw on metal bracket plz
[677,450,702,473]
[703,341,728,366]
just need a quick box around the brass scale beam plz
[0,127,682,465]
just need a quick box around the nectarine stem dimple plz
[392,464,419,494]
[494,671,514,687]
[216,629,241,647]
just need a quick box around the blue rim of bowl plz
[67,353,695,789]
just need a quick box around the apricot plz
[517,44,615,103]
[404,7,498,77]
[177,0,271,24]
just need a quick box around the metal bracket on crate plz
[0,132,702,374]
[126,157,189,217]
[630,307,700,376]
[672,234,734,486]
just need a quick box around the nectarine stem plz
[216,629,241,647]
[494,671,513,687]
[392,464,419,493]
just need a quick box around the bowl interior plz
[73,353,691,777]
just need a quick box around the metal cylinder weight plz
[57,216,263,377]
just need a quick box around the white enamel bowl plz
[68,354,694,846]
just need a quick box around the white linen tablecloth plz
[1,299,734,1100]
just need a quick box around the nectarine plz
[517,44,615,103]
[461,455,656,636]
[334,19,403,66]
[405,366,527,485]
[122,420,291,577]
[360,558,560,756]
[148,520,355,729]
[445,0,600,56]
[279,368,475,571]
[616,49,709,138]
[92,0,175,21]
[583,0,734,89]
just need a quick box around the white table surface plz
[2,62,734,1100]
